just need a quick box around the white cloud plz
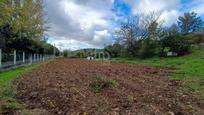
[160,10,181,26]
[44,0,114,50]
[44,0,204,50]
[188,0,204,15]
[126,0,180,14]
[124,0,181,26]
[49,39,94,51]
[62,1,108,30]
[93,30,112,46]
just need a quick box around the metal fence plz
[0,49,55,70]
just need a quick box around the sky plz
[44,0,204,51]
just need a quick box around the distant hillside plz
[72,48,104,54]
[68,48,105,58]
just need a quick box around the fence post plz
[30,54,32,65]
[14,50,16,65]
[23,52,25,63]
[0,49,2,68]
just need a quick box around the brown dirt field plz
[13,59,204,115]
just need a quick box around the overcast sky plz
[44,0,204,51]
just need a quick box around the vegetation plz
[106,12,203,59]
[62,50,69,58]
[63,48,104,58]
[111,47,204,93]
[0,0,59,54]
[105,11,204,95]
[0,64,40,112]
[178,12,204,34]
[89,75,116,93]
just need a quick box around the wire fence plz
[0,49,55,70]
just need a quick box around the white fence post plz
[23,52,25,63]
[30,54,32,65]
[14,50,16,65]
[0,49,2,68]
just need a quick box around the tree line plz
[0,0,59,54]
[105,12,204,58]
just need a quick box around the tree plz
[105,43,124,58]
[178,12,203,34]
[159,24,192,56]
[63,50,68,58]
[116,13,163,58]
[116,16,139,56]
[0,0,55,54]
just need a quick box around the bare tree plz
[116,12,163,57]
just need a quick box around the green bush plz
[63,50,68,58]
[138,39,157,58]
[76,52,86,58]
[105,43,124,58]
[160,33,192,56]
[89,76,116,93]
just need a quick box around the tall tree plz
[178,12,203,34]
[116,13,162,57]
[0,0,56,54]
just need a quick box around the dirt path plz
[14,59,204,115]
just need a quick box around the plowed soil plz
[14,59,204,115]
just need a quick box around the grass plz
[0,63,42,112]
[111,47,204,93]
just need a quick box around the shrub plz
[159,33,192,56]
[89,75,116,93]
[75,52,86,58]
[104,43,124,58]
[63,50,68,58]
[138,39,157,58]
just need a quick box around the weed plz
[89,75,116,93]
[2,102,23,110]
